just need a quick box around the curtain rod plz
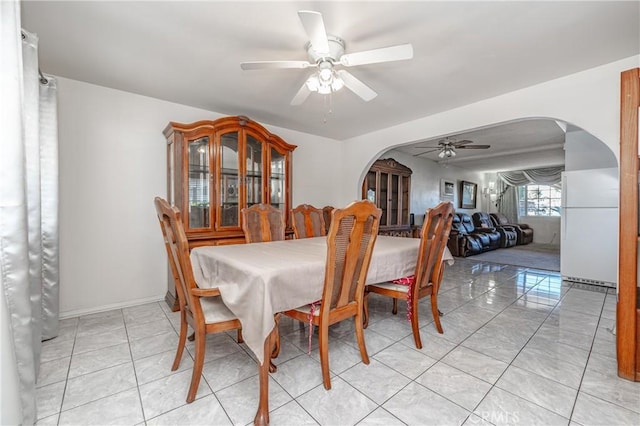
[21,30,49,85]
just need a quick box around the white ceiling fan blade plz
[340,44,413,67]
[241,61,312,70]
[337,70,377,102]
[298,10,330,55]
[290,82,312,106]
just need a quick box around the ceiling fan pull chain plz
[322,93,333,124]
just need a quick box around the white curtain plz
[0,2,60,424]
[499,166,564,187]
[496,166,564,222]
[495,180,519,223]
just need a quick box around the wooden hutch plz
[618,68,639,381]
[362,158,412,237]
[163,116,297,310]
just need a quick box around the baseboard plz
[59,295,165,319]
[562,275,616,289]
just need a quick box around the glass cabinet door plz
[401,175,410,225]
[390,174,399,225]
[379,172,388,226]
[245,134,263,207]
[270,148,285,210]
[364,171,376,203]
[219,132,240,228]
[188,136,210,229]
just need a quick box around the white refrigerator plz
[560,167,618,287]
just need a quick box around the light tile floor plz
[36,258,640,425]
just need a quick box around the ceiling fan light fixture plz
[318,64,333,82]
[305,69,344,95]
[438,147,456,158]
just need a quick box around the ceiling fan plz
[412,139,491,158]
[240,10,413,105]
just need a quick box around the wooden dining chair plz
[291,204,326,238]
[364,201,454,349]
[281,200,381,390]
[322,205,335,230]
[241,203,286,243]
[154,197,242,403]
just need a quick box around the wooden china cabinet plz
[362,158,412,237]
[163,116,297,310]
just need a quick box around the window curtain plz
[495,180,519,223]
[1,2,60,423]
[496,166,564,222]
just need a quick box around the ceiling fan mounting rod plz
[306,35,345,64]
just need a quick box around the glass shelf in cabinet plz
[189,166,209,173]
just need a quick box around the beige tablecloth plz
[190,235,451,363]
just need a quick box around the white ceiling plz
[21,1,639,172]
[393,118,568,173]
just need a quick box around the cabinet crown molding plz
[163,116,297,151]
[373,158,413,174]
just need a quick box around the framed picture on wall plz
[459,180,477,209]
[440,179,455,201]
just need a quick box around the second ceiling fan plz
[240,10,413,105]
[413,139,491,158]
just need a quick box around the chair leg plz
[354,312,370,365]
[363,291,370,329]
[271,314,281,359]
[237,329,244,344]
[188,331,195,342]
[172,311,188,371]
[392,298,398,315]
[410,298,422,350]
[431,293,444,334]
[319,323,331,390]
[187,330,205,403]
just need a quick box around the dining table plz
[190,235,452,425]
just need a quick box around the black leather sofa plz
[447,213,501,257]
[490,212,534,245]
[473,212,517,248]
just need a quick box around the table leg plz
[254,326,276,426]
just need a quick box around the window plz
[518,184,561,217]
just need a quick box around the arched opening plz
[359,117,618,286]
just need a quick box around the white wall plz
[57,77,342,317]
[521,216,561,245]
[564,129,618,171]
